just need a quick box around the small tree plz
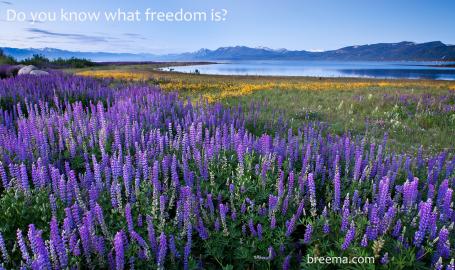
[0,49,17,65]
[21,54,50,67]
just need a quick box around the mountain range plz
[2,41,455,62]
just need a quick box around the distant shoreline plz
[428,64,455,68]
[94,61,217,67]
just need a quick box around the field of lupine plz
[0,73,454,269]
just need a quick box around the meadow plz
[75,66,455,153]
[0,68,453,269]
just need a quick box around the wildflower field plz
[76,67,455,152]
[0,71,454,269]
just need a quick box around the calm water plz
[162,60,455,80]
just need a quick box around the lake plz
[161,60,455,80]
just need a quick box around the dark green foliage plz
[0,49,17,65]
[20,54,97,69]
[20,54,50,67]
[0,189,64,266]
[51,57,97,68]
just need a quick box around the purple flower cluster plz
[0,74,453,269]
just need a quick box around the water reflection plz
[338,68,455,80]
[163,60,455,80]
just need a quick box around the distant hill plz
[2,41,455,62]
[170,41,455,61]
[1,47,157,62]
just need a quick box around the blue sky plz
[0,0,454,54]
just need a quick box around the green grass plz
[67,64,455,154]
[223,87,455,154]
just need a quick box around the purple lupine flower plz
[378,177,389,216]
[180,243,190,268]
[214,218,220,232]
[236,136,244,164]
[295,200,305,220]
[146,215,157,254]
[219,203,228,233]
[130,231,150,260]
[437,179,449,205]
[94,203,109,237]
[0,232,8,263]
[392,219,402,238]
[0,162,9,190]
[303,224,313,244]
[92,155,102,189]
[367,204,379,240]
[183,226,192,270]
[206,194,215,215]
[257,224,263,240]
[94,236,105,257]
[33,229,52,269]
[110,183,119,208]
[229,183,235,193]
[78,224,91,262]
[168,234,180,259]
[323,222,330,234]
[50,217,68,268]
[379,205,396,235]
[341,222,356,250]
[108,251,115,270]
[248,219,257,236]
[414,199,432,247]
[403,177,419,210]
[344,137,351,175]
[231,208,237,221]
[19,163,30,193]
[137,214,143,228]
[241,203,246,214]
[282,255,291,270]
[17,229,31,265]
[196,217,209,240]
[114,231,125,270]
[285,215,296,237]
[307,173,316,213]
[341,197,350,232]
[443,188,453,221]
[380,253,389,264]
[241,224,246,235]
[434,257,444,270]
[361,234,368,247]
[69,233,80,257]
[88,184,99,210]
[287,171,295,197]
[446,259,454,270]
[437,227,450,259]
[353,146,363,181]
[125,203,134,232]
[333,165,341,211]
[160,195,167,220]
[27,224,38,256]
[268,195,278,215]
[281,197,289,215]
[270,215,277,230]
[157,232,167,268]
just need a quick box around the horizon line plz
[1,40,452,56]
